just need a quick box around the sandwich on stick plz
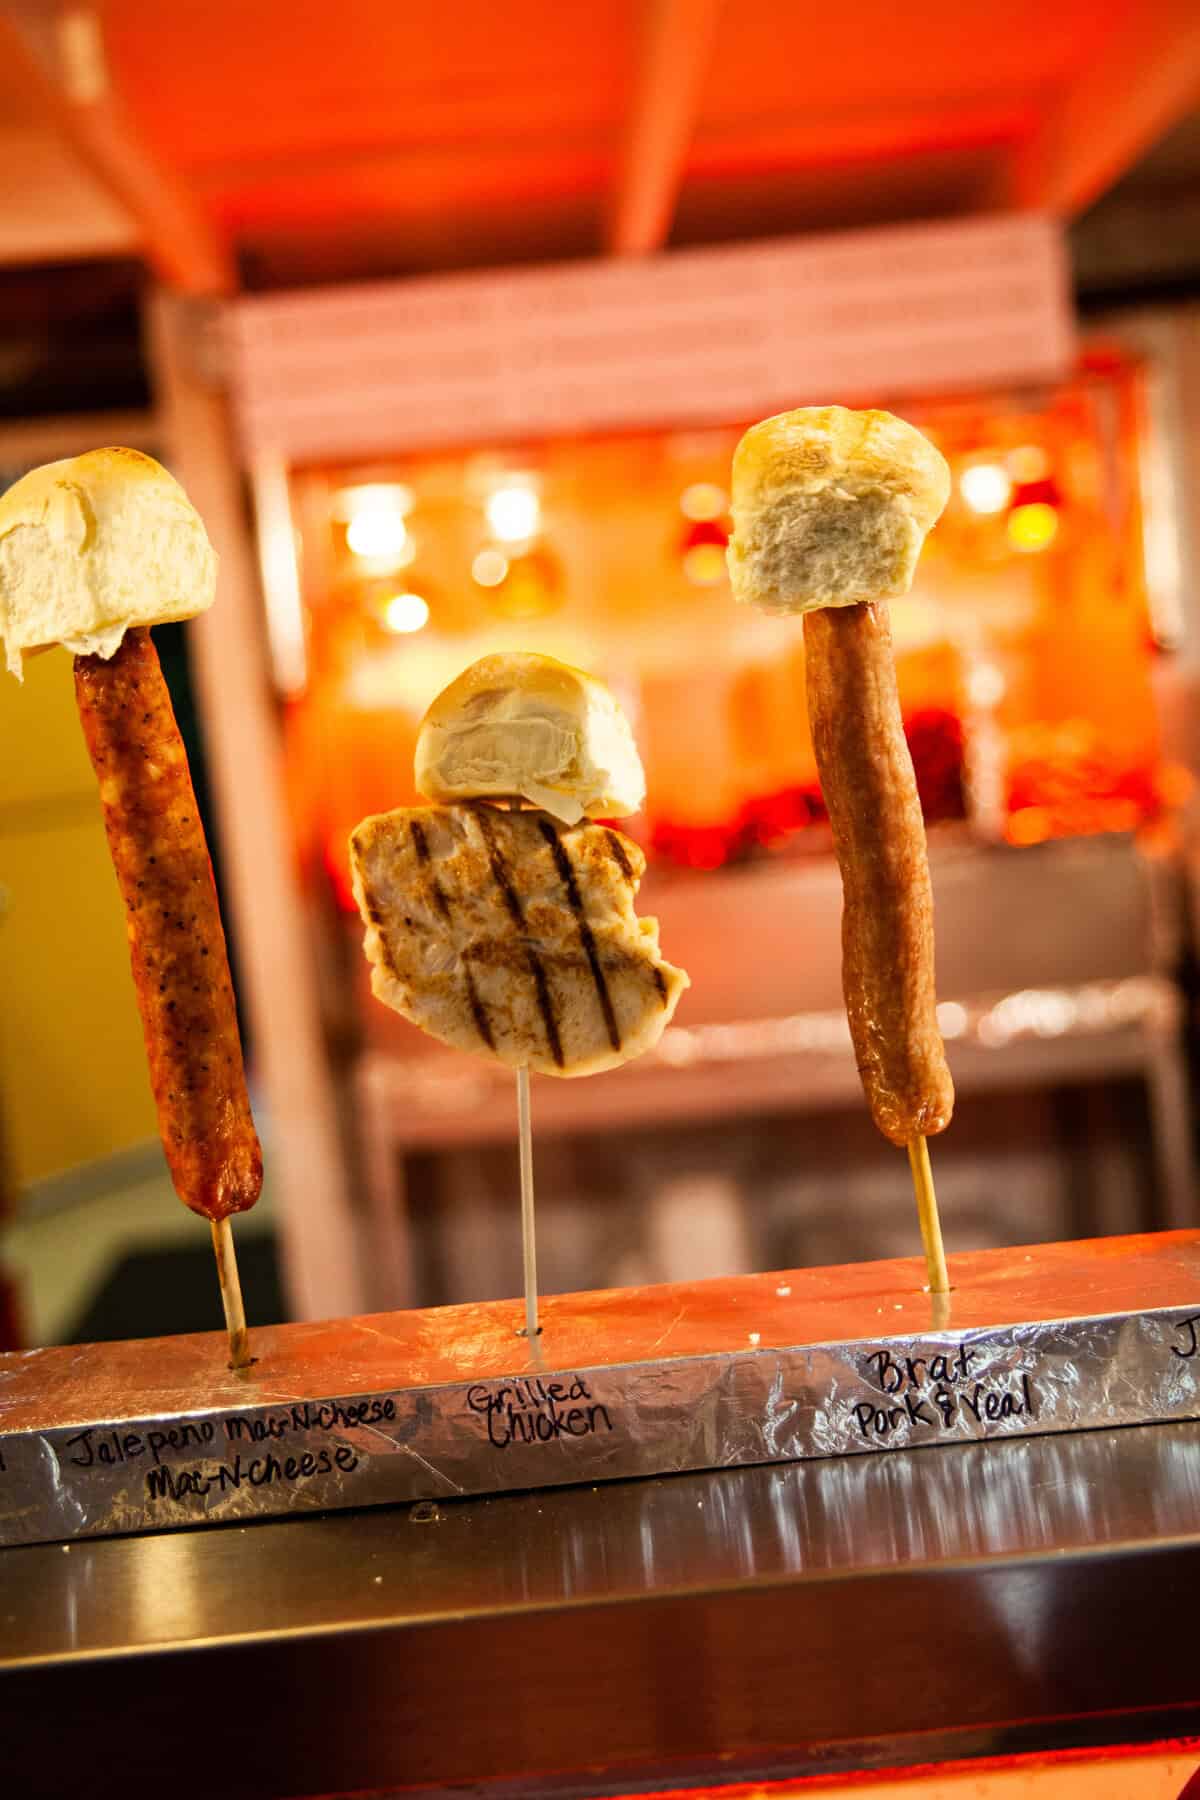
[353,652,688,1334]
[728,407,954,1293]
[0,449,262,1366]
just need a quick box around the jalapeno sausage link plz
[74,628,262,1220]
[804,602,954,1147]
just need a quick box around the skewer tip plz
[907,1135,951,1297]
[210,1216,254,1369]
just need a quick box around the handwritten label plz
[222,1396,396,1443]
[135,1397,401,1502]
[466,1375,613,1449]
[66,1420,215,1468]
[1170,1314,1200,1361]
[62,1397,397,1475]
[48,1396,400,1506]
[146,1444,359,1502]
[851,1344,1036,1442]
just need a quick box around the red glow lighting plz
[616,1735,1200,1795]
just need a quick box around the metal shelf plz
[4,1419,1200,1799]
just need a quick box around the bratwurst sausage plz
[75,628,262,1220]
[804,602,954,1146]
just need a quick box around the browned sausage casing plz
[804,603,954,1146]
[74,628,262,1220]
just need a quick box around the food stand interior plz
[1,4,1200,1795]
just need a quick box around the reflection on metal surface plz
[1,1232,1197,1549]
[5,1425,1200,1799]
[6,1421,1200,1663]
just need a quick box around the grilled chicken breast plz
[350,803,688,1076]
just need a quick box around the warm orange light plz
[340,483,416,565]
[966,663,1006,708]
[381,591,430,634]
[333,482,414,521]
[347,511,410,560]
[680,482,727,522]
[683,542,727,585]
[486,483,540,543]
[484,546,563,620]
[1159,763,1195,809]
[959,462,1011,515]
[472,547,509,587]
[1008,444,1051,483]
[1007,502,1058,553]
[1009,806,1052,845]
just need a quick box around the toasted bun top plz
[726,406,950,615]
[0,447,217,677]
[415,651,645,824]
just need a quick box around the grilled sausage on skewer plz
[805,602,953,1144]
[727,406,954,1147]
[76,629,263,1219]
[0,449,262,1222]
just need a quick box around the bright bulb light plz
[347,510,410,560]
[472,547,510,588]
[333,483,414,521]
[936,1001,969,1040]
[486,485,540,544]
[1008,502,1058,554]
[382,592,429,634]
[960,463,1012,515]
[680,482,727,522]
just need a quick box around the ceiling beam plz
[1012,0,1200,216]
[607,0,724,256]
[0,4,236,295]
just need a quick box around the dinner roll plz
[415,652,645,824]
[726,407,950,614]
[0,447,216,677]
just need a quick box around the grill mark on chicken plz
[473,805,565,1068]
[409,817,495,1051]
[537,817,621,1053]
[604,830,666,1003]
[607,831,634,882]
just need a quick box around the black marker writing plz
[853,1372,1035,1441]
[466,1375,613,1449]
[222,1396,396,1444]
[1171,1314,1200,1360]
[146,1443,358,1503]
[66,1420,215,1470]
[867,1344,976,1394]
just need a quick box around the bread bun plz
[727,407,950,614]
[415,652,645,824]
[0,447,216,677]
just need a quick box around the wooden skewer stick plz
[516,1065,540,1338]
[907,1135,950,1295]
[210,1217,253,1368]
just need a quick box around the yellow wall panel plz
[0,813,156,1188]
[0,649,98,814]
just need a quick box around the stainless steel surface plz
[2,1230,1198,1548]
[3,1421,1199,1798]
